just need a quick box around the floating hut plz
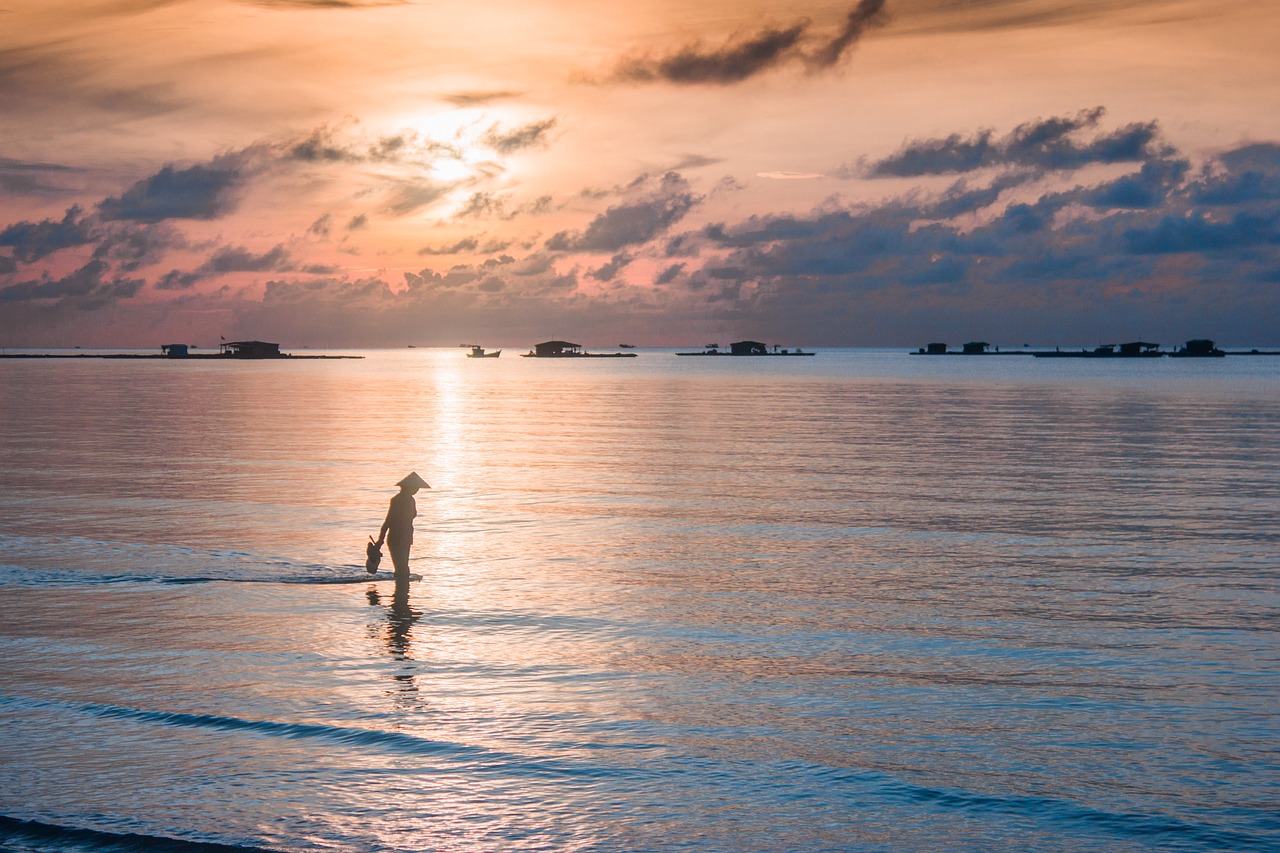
[222,340,283,358]
[523,340,636,358]
[1171,339,1225,358]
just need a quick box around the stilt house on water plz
[221,340,284,358]
[529,340,582,357]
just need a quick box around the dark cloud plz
[0,259,143,307]
[863,108,1166,177]
[419,237,480,256]
[0,205,96,263]
[663,134,1280,328]
[483,119,557,154]
[668,154,726,172]
[98,157,246,222]
[806,0,890,69]
[347,214,368,230]
[1122,210,1280,255]
[290,128,362,163]
[614,22,808,85]
[610,0,886,85]
[457,192,503,219]
[156,269,203,291]
[1188,143,1280,206]
[481,253,515,269]
[202,244,292,273]
[153,242,297,290]
[454,191,554,221]
[1082,158,1189,210]
[655,262,685,284]
[589,252,634,282]
[923,173,1036,219]
[261,275,391,304]
[307,214,333,239]
[546,172,701,252]
[92,222,187,271]
[384,180,451,216]
[444,90,522,107]
[245,0,408,8]
[0,157,82,196]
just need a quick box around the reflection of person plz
[375,472,429,588]
[366,585,421,708]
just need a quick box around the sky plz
[1,0,1279,348]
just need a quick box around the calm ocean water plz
[0,348,1277,852]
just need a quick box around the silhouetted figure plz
[375,471,429,590]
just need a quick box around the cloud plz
[589,252,634,282]
[1081,157,1189,210]
[245,0,408,8]
[419,237,480,256]
[483,118,557,154]
[1189,143,1280,206]
[97,156,247,222]
[609,0,886,85]
[757,171,826,180]
[661,131,1280,328]
[444,90,522,107]
[307,214,333,239]
[0,157,82,196]
[862,108,1167,177]
[613,22,809,85]
[1122,210,1280,255]
[0,205,96,262]
[91,222,187,271]
[152,242,295,290]
[806,0,890,69]
[0,259,143,307]
[287,125,461,167]
[383,181,451,216]
[202,244,292,273]
[655,262,685,284]
[546,172,701,252]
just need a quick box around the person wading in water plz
[375,472,429,589]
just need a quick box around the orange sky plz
[2,0,1279,346]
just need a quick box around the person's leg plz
[389,542,411,586]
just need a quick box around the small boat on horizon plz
[465,345,501,358]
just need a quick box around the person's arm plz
[376,500,393,545]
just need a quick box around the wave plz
[806,764,1274,851]
[3,695,1270,849]
[0,566,412,588]
[0,814,276,853]
[0,696,642,782]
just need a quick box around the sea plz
[0,347,1276,853]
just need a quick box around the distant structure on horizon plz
[913,338,1273,358]
[220,340,283,358]
[912,341,1020,355]
[522,340,637,358]
[676,340,814,356]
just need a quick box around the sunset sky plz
[2,0,1278,347]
